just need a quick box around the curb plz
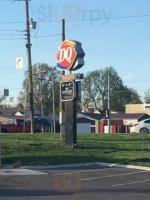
[22,162,150,172]
[20,162,98,169]
[96,162,150,172]
[1,162,150,172]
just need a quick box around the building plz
[99,113,149,134]
[0,106,59,133]
[0,105,40,118]
[77,113,104,133]
[126,104,150,115]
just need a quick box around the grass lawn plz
[1,133,150,167]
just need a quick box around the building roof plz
[78,113,104,121]
[0,116,15,123]
[0,106,40,117]
[0,107,23,117]
[34,117,52,125]
[26,116,53,125]
[111,113,145,120]
[79,112,147,121]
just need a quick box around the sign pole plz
[108,74,111,134]
[65,100,77,147]
[60,19,65,141]
[0,122,1,167]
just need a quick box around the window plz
[144,120,150,124]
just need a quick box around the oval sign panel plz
[56,40,85,71]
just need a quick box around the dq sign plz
[56,40,85,71]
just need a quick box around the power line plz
[0,67,17,70]
[1,14,150,24]
[0,38,24,40]
[0,33,24,36]
[124,81,150,83]
[0,33,61,40]
[36,14,150,23]
[112,89,150,93]
[0,29,24,32]
[32,34,61,38]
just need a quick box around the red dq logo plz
[57,41,77,71]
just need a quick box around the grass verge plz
[1,133,150,167]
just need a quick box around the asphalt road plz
[1,165,150,200]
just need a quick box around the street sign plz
[61,81,75,102]
[61,73,84,81]
[56,40,85,71]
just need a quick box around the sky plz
[0,0,150,104]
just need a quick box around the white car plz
[130,119,150,133]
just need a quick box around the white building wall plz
[77,123,91,133]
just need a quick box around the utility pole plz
[33,70,46,117]
[62,19,65,44]
[25,0,34,134]
[0,113,1,167]
[39,73,45,117]
[60,19,65,140]
[53,82,56,133]
[33,70,46,132]
[39,73,45,133]
[40,76,44,117]
[23,94,27,133]
[108,74,111,134]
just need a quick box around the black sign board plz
[61,81,75,102]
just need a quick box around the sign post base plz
[65,100,77,148]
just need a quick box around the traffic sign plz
[61,81,75,102]
[61,73,84,81]
[16,57,23,69]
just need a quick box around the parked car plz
[130,118,150,133]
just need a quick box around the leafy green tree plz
[144,90,150,104]
[82,66,141,112]
[18,63,60,115]
[0,95,5,108]
[0,92,14,108]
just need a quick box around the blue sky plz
[0,0,150,103]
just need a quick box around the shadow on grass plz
[132,158,150,162]
[77,145,147,153]
[2,155,130,166]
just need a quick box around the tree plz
[111,87,142,112]
[144,90,150,104]
[18,63,60,115]
[82,66,141,112]
[0,91,14,108]
[0,95,5,108]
